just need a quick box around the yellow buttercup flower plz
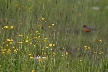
[66,52,68,56]
[94,51,97,54]
[4,26,8,29]
[10,26,14,29]
[99,39,102,42]
[52,24,54,26]
[19,34,23,37]
[28,54,31,56]
[31,70,34,72]
[7,39,11,41]
[2,51,5,54]
[53,44,55,46]
[84,46,87,48]
[25,40,29,42]
[49,44,53,46]
[30,56,34,59]
[42,18,45,20]
[14,49,17,53]
[18,42,23,44]
[88,47,91,50]
[80,60,82,62]
[36,30,38,33]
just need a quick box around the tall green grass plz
[0,0,108,72]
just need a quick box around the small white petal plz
[92,6,100,10]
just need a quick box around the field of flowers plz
[0,0,108,72]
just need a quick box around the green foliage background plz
[0,0,108,72]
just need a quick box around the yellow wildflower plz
[7,39,11,41]
[31,70,34,72]
[38,36,40,38]
[26,36,28,39]
[2,51,5,54]
[30,56,34,59]
[49,44,55,46]
[42,18,45,20]
[80,60,82,62]
[34,44,36,47]
[99,52,101,54]
[66,52,68,56]
[52,24,54,26]
[10,26,14,29]
[44,38,47,40]
[48,26,51,28]
[19,34,23,37]
[94,51,97,54]
[4,26,8,29]
[14,49,17,53]
[18,42,23,44]
[88,47,91,50]
[10,39,13,41]
[53,44,55,46]
[2,49,6,51]
[44,52,46,55]
[10,42,13,44]
[6,44,8,46]
[12,46,15,48]
[49,44,53,46]
[46,47,48,48]
[25,40,29,43]
[28,53,31,56]
[84,46,87,48]
[36,30,38,33]
[42,48,44,50]
[42,57,47,60]
[99,39,102,42]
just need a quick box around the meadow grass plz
[0,0,108,72]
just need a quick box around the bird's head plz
[83,25,86,27]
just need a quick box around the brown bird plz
[83,25,94,32]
